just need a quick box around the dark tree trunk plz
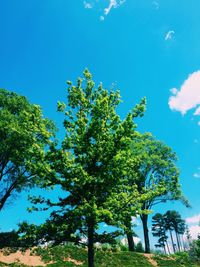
[88,223,95,267]
[141,214,150,253]
[126,232,135,251]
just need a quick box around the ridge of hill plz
[0,245,200,267]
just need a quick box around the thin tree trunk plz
[166,240,170,254]
[178,234,183,251]
[181,234,185,251]
[163,244,166,255]
[141,214,150,253]
[88,223,95,267]
[126,232,135,251]
[175,231,181,252]
[169,230,176,253]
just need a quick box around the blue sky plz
[1,0,200,244]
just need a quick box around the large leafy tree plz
[0,89,54,211]
[30,70,147,267]
[130,133,184,253]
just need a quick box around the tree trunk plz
[141,214,150,253]
[166,240,170,254]
[169,230,176,253]
[88,223,95,267]
[163,244,166,254]
[126,232,135,251]
[175,231,181,252]
[181,234,185,251]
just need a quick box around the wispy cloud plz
[100,15,105,21]
[168,70,200,124]
[185,214,200,239]
[165,30,175,40]
[100,0,126,21]
[83,1,93,9]
[193,167,200,178]
[188,224,200,239]
[104,0,117,16]
[186,214,200,224]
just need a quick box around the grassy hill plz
[0,245,200,267]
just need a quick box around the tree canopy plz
[0,89,54,211]
[129,133,185,253]
[29,70,150,267]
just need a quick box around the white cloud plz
[188,225,200,240]
[186,214,200,224]
[168,71,200,118]
[194,106,200,116]
[83,1,93,9]
[121,236,141,245]
[185,215,200,240]
[165,30,175,41]
[170,88,178,95]
[100,15,105,21]
[104,0,125,16]
[131,216,141,226]
[193,173,200,178]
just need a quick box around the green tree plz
[29,70,147,267]
[0,89,54,211]
[164,210,186,253]
[135,241,144,252]
[189,234,200,262]
[130,133,184,253]
[152,213,170,254]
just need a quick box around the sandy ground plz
[0,249,46,266]
[0,249,84,266]
[143,253,158,266]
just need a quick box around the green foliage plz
[152,210,186,254]
[131,133,183,209]
[153,252,200,267]
[18,213,81,248]
[0,89,54,211]
[130,133,185,252]
[135,241,144,252]
[189,235,200,262]
[1,245,200,266]
[35,245,153,267]
[29,70,150,265]
[0,231,19,248]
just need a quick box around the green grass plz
[1,245,200,267]
[153,252,200,267]
[35,245,153,267]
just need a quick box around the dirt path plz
[143,253,158,266]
